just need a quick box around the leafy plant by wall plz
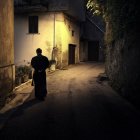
[86,0,139,44]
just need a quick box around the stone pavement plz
[0,80,33,130]
[0,70,57,131]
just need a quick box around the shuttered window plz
[28,16,38,33]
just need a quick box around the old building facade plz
[14,0,85,68]
[80,13,105,62]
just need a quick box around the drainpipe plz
[52,12,56,60]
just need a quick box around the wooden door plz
[69,44,76,64]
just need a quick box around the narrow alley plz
[0,63,140,140]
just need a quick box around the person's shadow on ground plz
[9,97,44,119]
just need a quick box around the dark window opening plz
[28,16,38,33]
[72,30,75,36]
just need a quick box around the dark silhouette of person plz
[31,48,49,100]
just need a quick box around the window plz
[72,30,75,37]
[28,16,38,33]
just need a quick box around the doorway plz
[68,44,76,64]
[88,41,99,61]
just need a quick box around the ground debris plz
[96,73,109,83]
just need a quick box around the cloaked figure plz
[31,48,49,100]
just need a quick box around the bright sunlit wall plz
[14,12,80,67]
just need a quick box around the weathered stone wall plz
[106,31,140,106]
[0,0,14,101]
[103,0,140,107]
